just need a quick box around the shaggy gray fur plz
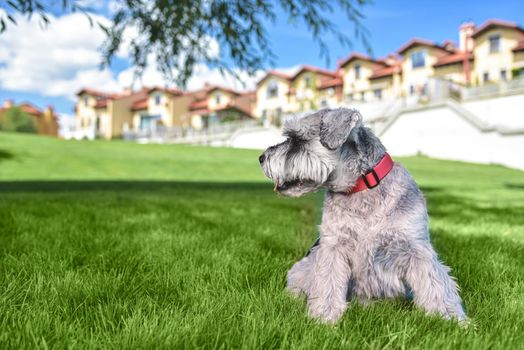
[259,108,466,324]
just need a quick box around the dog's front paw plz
[307,302,347,324]
[441,309,468,326]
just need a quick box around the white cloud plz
[0,10,265,103]
[0,10,119,99]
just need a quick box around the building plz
[186,84,255,129]
[75,87,189,140]
[0,100,59,136]
[254,66,341,125]
[75,84,256,139]
[75,18,524,136]
[254,71,294,125]
[471,19,524,84]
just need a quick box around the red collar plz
[348,153,394,193]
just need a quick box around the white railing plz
[461,76,524,100]
[123,119,262,144]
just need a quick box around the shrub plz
[0,107,37,133]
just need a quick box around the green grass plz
[0,132,523,349]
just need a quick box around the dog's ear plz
[319,108,362,150]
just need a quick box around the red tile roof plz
[369,64,402,80]
[513,41,524,53]
[189,99,208,111]
[318,77,343,89]
[472,19,524,38]
[397,38,452,55]
[17,103,42,116]
[76,88,116,98]
[0,102,58,119]
[433,51,473,67]
[291,65,337,80]
[94,99,109,108]
[337,52,386,68]
[256,70,292,86]
[130,98,148,111]
[148,87,183,95]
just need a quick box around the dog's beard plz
[274,179,319,197]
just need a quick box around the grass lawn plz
[1,132,523,349]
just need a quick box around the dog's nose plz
[259,153,266,164]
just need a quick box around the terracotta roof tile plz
[513,41,524,53]
[130,98,148,111]
[189,99,208,111]
[291,65,337,80]
[318,77,343,89]
[256,71,292,86]
[369,64,402,80]
[337,52,386,68]
[472,19,524,38]
[397,38,452,55]
[433,51,473,67]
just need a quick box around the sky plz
[1,0,524,116]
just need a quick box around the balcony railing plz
[123,119,261,143]
[461,76,524,100]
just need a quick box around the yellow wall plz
[288,71,318,112]
[255,76,291,121]
[514,51,524,71]
[401,46,442,95]
[317,87,340,108]
[207,90,233,111]
[368,74,402,101]
[76,93,97,130]
[473,28,522,84]
[109,95,136,138]
[433,63,470,85]
[342,60,379,99]
[170,95,192,128]
[146,91,172,126]
[75,93,114,139]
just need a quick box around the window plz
[489,35,500,53]
[409,85,415,95]
[411,50,426,69]
[304,76,312,88]
[422,83,428,96]
[374,89,382,100]
[83,96,89,106]
[483,72,490,82]
[267,81,278,98]
[320,98,328,108]
[215,93,222,105]
[327,87,335,97]
[354,64,361,79]
[154,95,161,105]
[501,70,507,81]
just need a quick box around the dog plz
[259,108,466,324]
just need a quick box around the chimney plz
[459,22,475,52]
[3,99,14,109]
[459,22,475,85]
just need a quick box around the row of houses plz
[75,19,524,139]
[0,100,59,136]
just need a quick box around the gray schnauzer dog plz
[259,108,466,324]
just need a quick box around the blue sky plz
[1,0,523,116]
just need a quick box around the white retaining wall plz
[379,104,524,170]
